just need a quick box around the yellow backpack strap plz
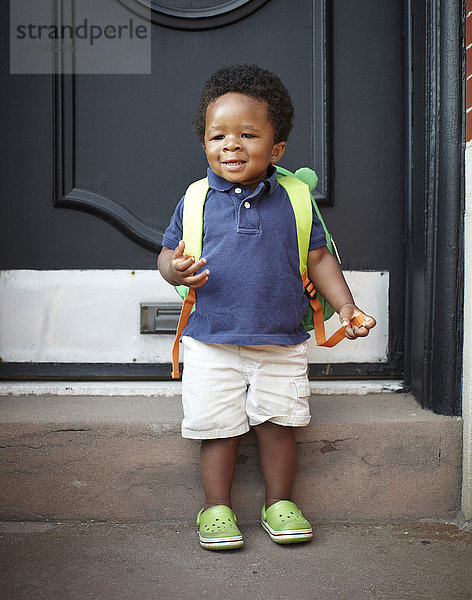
[277,175,312,276]
[182,177,209,260]
[278,174,351,348]
[171,177,209,379]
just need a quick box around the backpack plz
[170,166,352,378]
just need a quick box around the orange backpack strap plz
[302,271,364,347]
[170,178,209,379]
[171,287,195,379]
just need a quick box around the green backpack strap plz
[276,165,337,260]
[277,175,312,277]
[275,165,338,324]
[175,177,209,302]
[171,177,209,377]
[182,177,209,260]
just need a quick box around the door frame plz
[404,0,465,415]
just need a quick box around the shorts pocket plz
[294,375,310,399]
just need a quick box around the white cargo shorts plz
[181,336,311,439]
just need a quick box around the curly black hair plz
[192,63,294,144]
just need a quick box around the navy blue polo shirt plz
[162,166,327,345]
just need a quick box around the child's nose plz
[223,137,241,151]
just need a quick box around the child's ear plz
[271,141,286,164]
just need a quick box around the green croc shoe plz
[197,505,243,550]
[261,500,313,544]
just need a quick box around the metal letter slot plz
[140,302,182,334]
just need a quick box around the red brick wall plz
[467,0,472,141]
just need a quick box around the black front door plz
[2,0,406,381]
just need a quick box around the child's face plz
[203,92,286,191]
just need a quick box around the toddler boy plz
[158,64,376,550]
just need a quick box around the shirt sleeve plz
[161,196,185,250]
[309,199,328,250]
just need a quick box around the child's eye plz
[211,134,224,140]
[242,133,255,138]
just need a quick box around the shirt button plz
[234,187,242,194]
[244,201,251,209]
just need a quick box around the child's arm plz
[158,240,210,288]
[307,246,376,339]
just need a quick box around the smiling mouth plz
[222,160,247,171]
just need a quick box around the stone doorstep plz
[0,393,462,523]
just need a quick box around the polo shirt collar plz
[206,165,279,195]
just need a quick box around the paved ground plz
[1,520,471,600]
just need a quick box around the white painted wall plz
[462,143,472,522]
[0,269,388,364]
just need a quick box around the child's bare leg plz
[200,435,242,510]
[254,421,297,508]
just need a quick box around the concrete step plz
[0,392,462,522]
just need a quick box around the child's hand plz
[170,241,210,289]
[338,303,376,340]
